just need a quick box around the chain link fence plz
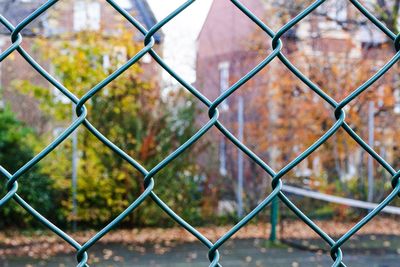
[0,0,399,266]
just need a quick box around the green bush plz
[0,105,57,228]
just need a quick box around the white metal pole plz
[367,101,374,203]
[237,96,244,218]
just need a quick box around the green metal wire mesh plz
[0,0,399,266]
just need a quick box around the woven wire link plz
[0,0,399,266]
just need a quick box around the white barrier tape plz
[282,185,400,215]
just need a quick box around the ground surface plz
[1,218,400,266]
[1,237,399,267]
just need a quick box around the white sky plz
[146,0,213,84]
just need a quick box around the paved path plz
[1,239,398,266]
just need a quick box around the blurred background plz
[0,0,400,266]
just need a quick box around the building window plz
[102,47,127,70]
[322,2,347,21]
[333,2,347,22]
[395,89,400,114]
[377,85,384,108]
[114,46,127,67]
[218,62,230,111]
[319,2,347,30]
[73,1,101,31]
[102,54,111,70]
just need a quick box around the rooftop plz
[0,0,162,42]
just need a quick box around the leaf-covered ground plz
[0,217,399,266]
[1,238,400,267]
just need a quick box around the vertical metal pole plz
[72,104,78,231]
[367,101,374,203]
[269,197,278,242]
[237,96,244,218]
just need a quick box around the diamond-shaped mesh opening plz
[1,0,400,266]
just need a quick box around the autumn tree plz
[248,0,400,203]
[16,29,202,228]
[194,0,400,216]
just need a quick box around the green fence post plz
[269,196,279,243]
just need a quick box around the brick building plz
[195,0,400,210]
[0,0,162,132]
